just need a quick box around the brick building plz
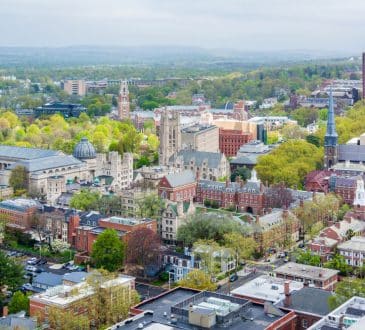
[0,198,41,230]
[218,128,253,157]
[274,263,338,291]
[158,170,196,202]
[337,236,365,267]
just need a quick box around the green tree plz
[91,229,125,272]
[306,134,321,147]
[135,193,165,219]
[295,250,321,266]
[328,278,365,309]
[224,232,257,270]
[230,166,251,182]
[70,189,100,211]
[0,250,24,295]
[324,254,352,276]
[8,291,29,314]
[9,165,28,192]
[178,269,217,291]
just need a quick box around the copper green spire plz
[324,87,338,147]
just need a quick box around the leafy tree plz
[70,189,100,211]
[295,250,321,267]
[97,195,122,216]
[0,250,24,294]
[193,239,221,275]
[135,193,165,219]
[329,278,365,309]
[224,232,257,270]
[8,291,29,314]
[91,229,125,272]
[306,134,321,147]
[177,212,249,246]
[126,228,161,277]
[9,165,28,192]
[178,269,217,291]
[255,140,323,188]
[230,166,251,182]
[324,254,352,276]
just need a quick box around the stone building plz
[168,150,229,181]
[160,200,195,244]
[181,124,219,152]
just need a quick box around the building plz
[308,296,365,330]
[181,124,219,152]
[159,110,181,166]
[0,198,41,229]
[161,200,195,243]
[63,79,86,96]
[111,287,293,330]
[118,80,130,120]
[231,275,304,304]
[0,311,37,330]
[34,102,86,118]
[158,170,196,202]
[337,236,365,267]
[274,262,338,291]
[168,150,229,181]
[29,274,135,326]
[218,128,253,157]
[363,52,365,100]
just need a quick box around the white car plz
[27,257,38,265]
[25,265,38,272]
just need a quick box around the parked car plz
[27,257,38,265]
[21,283,33,291]
[229,274,238,282]
[25,265,42,273]
[66,264,79,271]
[36,258,47,265]
[298,242,305,248]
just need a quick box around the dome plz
[73,137,96,159]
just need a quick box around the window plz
[302,319,308,328]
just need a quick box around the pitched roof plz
[164,170,196,188]
[33,272,63,287]
[0,145,60,160]
[170,150,225,168]
[338,144,365,162]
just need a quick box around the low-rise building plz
[337,236,365,267]
[158,170,196,202]
[274,262,338,291]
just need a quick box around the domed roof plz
[73,137,96,160]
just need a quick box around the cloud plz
[1,0,365,52]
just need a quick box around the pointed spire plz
[324,86,338,146]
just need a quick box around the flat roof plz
[231,275,303,303]
[275,262,338,281]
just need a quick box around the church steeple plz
[324,87,338,146]
[324,87,338,169]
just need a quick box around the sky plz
[1,0,365,53]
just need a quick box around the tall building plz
[363,52,365,100]
[118,80,130,120]
[63,79,86,96]
[159,109,181,166]
[324,88,338,169]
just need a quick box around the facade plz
[274,262,338,291]
[168,150,229,181]
[181,124,219,152]
[34,102,86,118]
[219,128,252,157]
[160,200,195,243]
[337,236,365,267]
[158,170,196,202]
[118,80,130,120]
[363,52,365,100]
[29,274,135,326]
[63,79,86,96]
[159,109,181,166]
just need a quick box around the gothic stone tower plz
[324,88,338,169]
[118,80,130,120]
[159,109,181,166]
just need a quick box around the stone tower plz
[354,178,365,220]
[118,80,130,120]
[324,87,338,169]
[159,109,181,166]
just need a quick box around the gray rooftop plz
[0,145,60,160]
[275,262,339,281]
[338,144,365,162]
[164,170,196,188]
[62,271,90,284]
[170,150,225,169]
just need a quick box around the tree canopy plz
[8,291,30,314]
[255,140,323,188]
[91,229,125,272]
[178,269,217,291]
[0,250,24,296]
[328,278,365,310]
[70,189,101,211]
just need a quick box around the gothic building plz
[159,109,181,166]
[118,80,130,120]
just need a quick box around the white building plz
[338,236,365,267]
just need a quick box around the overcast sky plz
[1,0,365,53]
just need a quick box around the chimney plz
[335,222,341,229]
[284,281,291,307]
[2,306,8,317]
[346,217,351,224]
